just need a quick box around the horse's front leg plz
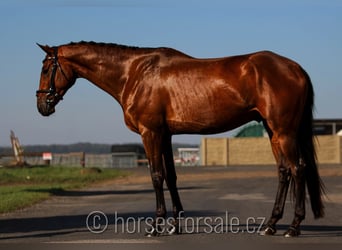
[162,134,184,235]
[141,131,167,237]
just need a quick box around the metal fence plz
[19,153,113,168]
[17,153,148,168]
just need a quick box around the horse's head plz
[36,44,76,116]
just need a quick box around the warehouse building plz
[111,144,147,168]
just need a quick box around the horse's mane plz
[66,41,155,51]
[64,41,191,58]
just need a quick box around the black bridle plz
[36,47,64,103]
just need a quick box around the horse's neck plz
[62,45,134,104]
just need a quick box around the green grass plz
[0,166,126,213]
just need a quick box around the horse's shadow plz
[0,185,207,240]
[1,211,342,240]
[0,210,221,240]
[24,185,203,196]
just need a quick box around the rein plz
[36,47,64,103]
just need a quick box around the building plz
[111,144,147,168]
[235,123,266,137]
[313,119,342,135]
[175,148,200,166]
[235,119,342,138]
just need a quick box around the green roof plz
[235,123,266,137]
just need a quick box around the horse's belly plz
[166,111,253,135]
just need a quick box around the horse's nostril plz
[37,100,55,116]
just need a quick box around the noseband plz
[36,47,64,103]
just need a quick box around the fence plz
[3,135,341,168]
[22,153,113,168]
[23,153,150,168]
[201,135,342,166]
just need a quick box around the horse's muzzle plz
[37,97,56,116]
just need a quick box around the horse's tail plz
[297,69,325,219]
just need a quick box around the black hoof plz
[145,227,161,237]
[284,227,300,237]
[259,225,277,236]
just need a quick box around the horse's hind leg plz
[262,165,291,235]
[261,134,292,235]
[277,135,306,237]
[261,128,305,237]
[284,161,306,237]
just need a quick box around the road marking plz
[219,193,268,201]
[46,239,161,244]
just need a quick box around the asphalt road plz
[0,165,341,250]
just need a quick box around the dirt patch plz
[94,165,341,187]
[178,169,277,182]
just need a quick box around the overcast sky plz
[0,0,341,146]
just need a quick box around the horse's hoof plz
[259,225,276,236]
[145,227,161,237]
[168,225,182,235]
[284,227,300,237]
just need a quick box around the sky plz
[0,0,341,146]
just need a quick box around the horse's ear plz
[36,43,54,55]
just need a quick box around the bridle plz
[36,47,64,104]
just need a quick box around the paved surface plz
[0,165,342,249]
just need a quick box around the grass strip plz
[0,166,126,213]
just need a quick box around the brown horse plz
[36,41,324,237]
